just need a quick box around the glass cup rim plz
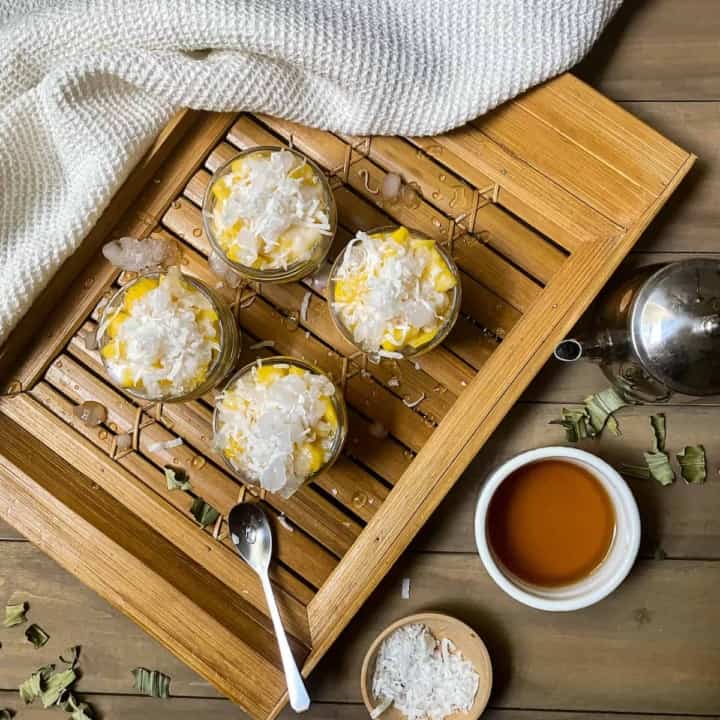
[212,354,348,485]
[97,268,232,403]
[202,145,337,282]
[327,225,462,358]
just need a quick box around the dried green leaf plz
[59,692,94,720]
[40,668,76,708]
[677,445,707,484]
[584,387,627,435]
[650,414,667,452]
[59,645,81,668]
[644,450,675,486]
[164,466,192,491]
[3,602,27,628]
[18,664,54,704]
[620,463,651,480]
[131,667,171,698]
[0,708,14,719]
[24,624,49,648]
[189,497,220,528]
[550,408,595,442]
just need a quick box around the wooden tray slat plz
[0,73,695,720]
[337,133,567,283]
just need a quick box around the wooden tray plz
[0,74,694,720]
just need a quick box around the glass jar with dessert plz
[327,225,461,359]
[203,146,337,283]
[97,267,240,402]
[213,356,347,498]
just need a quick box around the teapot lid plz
[631,258,720,396]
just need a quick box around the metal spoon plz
[228,503,311,712]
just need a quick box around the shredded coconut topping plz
[372,624,479,720]
[214,362,340,498]
[331,227,458,354]
[209,149,331,270]
[98,268,221,399]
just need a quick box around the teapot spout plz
[553,336,609,363]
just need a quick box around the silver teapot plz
[554,258,720,403]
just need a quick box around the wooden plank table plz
[1,1,718,717]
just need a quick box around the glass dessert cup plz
[327,226,462,359]
[202,146,337,284]
[213,356,348,498]
[97,269,240,403]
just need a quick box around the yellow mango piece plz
[288,366,306,377]
[321,395,338,427]
[226,246,244,264]
[381,326,408,350]
[221,220,244,243]
[123,277,159,310]
[300,442,325,474]
[222,394,244,411]
[119,367,142,389]
[101,340,126,361]
[408,327,439,348]
[107,311,128,338]
[389,226,410,244]
[411,237,435,251]
[255,365,288,385]
[334,273,367,303]
[211,181,231,203]
[196,308,218,324]
[230,158,246,175]
[224,436,244,460]
[288,163,317,184]
[434,269,457,292]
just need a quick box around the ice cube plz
[102,236,180,271]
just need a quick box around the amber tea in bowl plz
[475,447,640,611]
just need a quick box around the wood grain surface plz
[1,2,718,719]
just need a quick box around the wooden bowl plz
[360,613,493,720]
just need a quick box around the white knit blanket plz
[0,0,621,345]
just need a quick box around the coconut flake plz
[277,514,294,532]
[249,340,275,350]
[403,392,425,409]
[371,624,479,720]
[387,376,401,388]
[381,173,402,203]
[300,291,312,323]
[370,697,393,719]
[149,437,183,452]
[208,250,243,288]
[401,577,411,599]
[378,349,403,360]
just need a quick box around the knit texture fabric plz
[0,0,621,345]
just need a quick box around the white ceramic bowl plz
[474,446,641,612]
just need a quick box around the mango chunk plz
[300,442,325,474]
[408,327,439,348]
[221,220,244,242]
[224,436,244,460]
[123,277,159,310]
[389,226,410,244]
[101,340,126,361]
[230,158,246,175]
[433,269,457,292]
[288,366,306,377]
[255,365,288,385]
[107,311,129,338]
[321,395,338,427]
[211,181,231,203]
[288,163,317,184]
[120,367,142,389]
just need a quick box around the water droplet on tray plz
[108,422,118,432]
[191,456,206,469]
[98,429,108,440]
[192,228,202,237]
[172,200,181,209]
[352,492,368,508]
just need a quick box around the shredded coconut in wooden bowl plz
[371,623,479,720]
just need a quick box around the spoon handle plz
[260,571,311,712]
